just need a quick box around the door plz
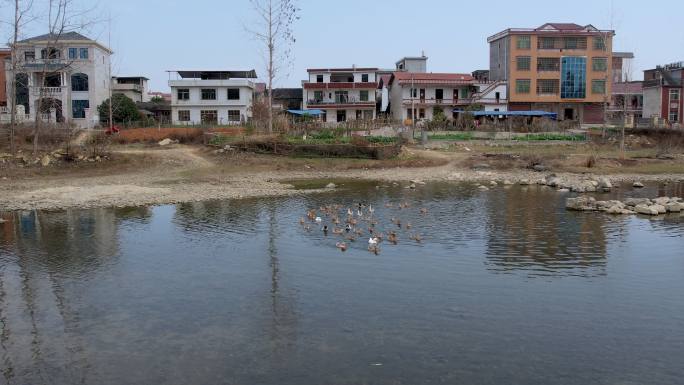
[419,89,425,101]
[337,110,346,122]
[564,108,574,120]
[435,89,444,101]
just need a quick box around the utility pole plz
[108,13,113,131]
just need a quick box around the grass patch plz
[513,133,586,141]
[429,133,474,141]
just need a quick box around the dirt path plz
[1,144,683,211]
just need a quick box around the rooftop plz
[307,67,378,73]
[487,23,614,43]
[391,72,474,85]
[113,76,150,81]
[169,70,258,79]
[15,31,112,53]
[613,52,635,59]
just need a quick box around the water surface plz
[1,182,683,384]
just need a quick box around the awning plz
[456,110,558,119]
[287,109,324,116]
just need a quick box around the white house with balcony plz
[168,70,256,125]
[4,32,112,128]
[112,76,150,102]
[302,67,378,123]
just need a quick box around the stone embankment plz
[566,196,684,215]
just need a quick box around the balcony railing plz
[30,86,66,96]
[307,98,374,105]
[401,98,471,105]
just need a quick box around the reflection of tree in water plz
[174,200,262,236]
[264,204,298,365]
[0,208,123,383]
[484,188,611,277]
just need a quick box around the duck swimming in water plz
[322,225,329,234]
[345,224,352,232]
[315,216,322,224]
[336,242,348,252]
[368,237,379,245]
[332,227,344,235]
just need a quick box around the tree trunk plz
[267,1,274,134]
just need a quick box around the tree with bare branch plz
[4,0,35,154]
[246,0,298,134]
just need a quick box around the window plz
[40,47,60,59]
[669,89,680,102]
[72,100,89,119]
[313,90,323,101]
[516,56,531,71]
[178,110,190,121]
[200,110,218,124]
[24,51,35,61]
[177,88,189,100]
[537,79,560,95]
[363,110,373,120]
[516,35,531,49]
[316,75,324,83]
[537,57,560,71]
[561,56,587,99]
[71,73,89,91]
[68,48,77,59]
[592,57,607,71]
[227,110,241,122]
[538,37,557,49]
[516,79,531,94]
[79,48,88,59]
[563,37,587,50]
[201,89,216,100]
[334,90,348,103]
[419,109,425,119]
[669,112,679,123]
[359,90,369,101]
[361,74,369,82]
[227,88,240,100]
[435,89,444,100]
[593,36,606,50]
[591,80,606,94]
[409,88,417,98]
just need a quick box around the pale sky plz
[4,0,684,91]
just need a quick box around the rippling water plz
[1,182,683,384]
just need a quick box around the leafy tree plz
[98,94,141,124]
[150,95,165,103]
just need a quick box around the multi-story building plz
[387,71,477,122]
[302,67,378,123]
[642,62,683,125]
[168,70,256,125]
[112,76,150,102]
[3,32,112,128]
[488,23,614,123]
[608,52,642,122]
[0,48,10,107]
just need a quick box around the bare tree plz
[246,0,298,134]
[619,56,634,159]
[5,0,35,155]
[30,0,99,154]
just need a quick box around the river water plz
[1,182,683,385]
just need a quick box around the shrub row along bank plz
[231,138,402,160]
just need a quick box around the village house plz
[301,67,378,123]
[488,23,614,123]
[642,61,683,127]
[112,76,150,103]
[3,32,112,128]
[168,70,257,125]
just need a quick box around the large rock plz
[651,204,667,214]
[533,164,549,172]
[566,196,596,211]
[158,138,176,146]
[519,179,530,186]
[325,183,337,189]
[624,197,651,207]
[653,197,671,206]
[635,204,659,215]
[633,181,644,188]
[546,175,561,187]
[665,202,684,212]
[40,155,51,167]
[598,177,612,191]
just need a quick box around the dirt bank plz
[1,144,683,211]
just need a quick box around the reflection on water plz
[1,183,683,385]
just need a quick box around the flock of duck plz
[299,202,429,254]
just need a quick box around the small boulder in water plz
[325,183,337,189]
[633,181,644,188]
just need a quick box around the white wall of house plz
[642,87,662,118]
[169,79,254,125]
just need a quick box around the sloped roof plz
[19,31,92,43]
[537,23,584,31]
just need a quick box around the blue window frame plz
[72,100,89,119]
[79,48,88,59]
[68,48,77,59]
[561,56,586,99]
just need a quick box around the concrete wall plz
[489,36,510,81]
[170,81,254,125]
[642,87,662,118]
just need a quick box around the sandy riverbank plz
[1,144,683,211]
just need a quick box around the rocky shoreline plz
[566,196,684,215]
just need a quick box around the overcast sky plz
[4,0,684,91]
